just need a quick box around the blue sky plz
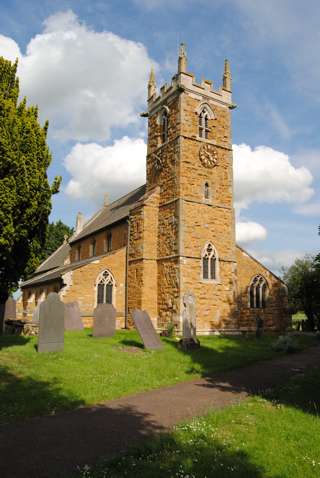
[0,0,319,272]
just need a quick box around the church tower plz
[140,45,238,333]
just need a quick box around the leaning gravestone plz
[132,309,163,350]
[38,293,64,353]
[93,303,116,337]
[180,291,200,350]
[4,297,16,320]
[64,301,83,331]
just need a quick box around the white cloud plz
[0,11,153,141]
[233,144,313,211]
[0,35,21,62]
[64,136,146,204]
[236,221,267,244]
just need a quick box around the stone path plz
[1,346,320,478]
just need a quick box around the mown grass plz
[0,329,316,424]
[79,368,320,478]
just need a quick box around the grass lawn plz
[0,329,316,424]
[78,368,320,478]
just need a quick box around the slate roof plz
[69,184,146,244]
[21,255,106,288]
[35,242,71,275]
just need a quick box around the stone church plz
[19,45,289,334]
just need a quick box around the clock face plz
[152,151,164,172]
[199,144,218,169]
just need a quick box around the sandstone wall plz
[69,221,127,263]
[236,246,290,332]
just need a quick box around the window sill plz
[201,279,221,285]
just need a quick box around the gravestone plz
[93,304,116,337]
[255,316,264,339]
[4,297,16,320]
[32,304,40,323]
[64,301,83,330]
[38,293,64,353]
[180,291,200,350]
[132,309,163,350]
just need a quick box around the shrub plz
[272,335,300,353]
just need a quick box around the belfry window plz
[199,108,210,139]
[161,109,168,143]
[204,182,210,200]
[96,270,115,305]
[202,242,218,281]
[249,275,268,308]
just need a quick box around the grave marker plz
[180,291,200,350]
[64,301,83,330]
[93,303,116,337]
[132,309,162,350]
[4,297,16,320]
[38,293,64,353]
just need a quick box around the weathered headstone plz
[4,297,16,320]
[180,291,200,350]
[132,309,163,350]
[255,315,264,339]
[32,304,40,323]
[93,304,116,337]
[64,301,83,331]
[38,293,64,353]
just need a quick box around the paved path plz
[1,346,320,478]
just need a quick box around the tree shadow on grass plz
[0,366,84,425]
[119,338,144,349]
[72,429,276,478]
[0,334,31,350]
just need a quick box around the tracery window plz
[161,109,168,143]
[202,242,218,281]
[96,269,115,305]
[199,108,210,139]
[249,275,268,308]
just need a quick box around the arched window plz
[204,182,210,200]
[249,275,268,308]
[202,242,218,281]
[96,270,115,305]
[161,109,168,143]
[199,108,210,138]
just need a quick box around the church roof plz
[21,253,109,288]
[69,184,146,244]
[34,242,71,275]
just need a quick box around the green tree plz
[0,57,61,330]
[283,256,320,331]
[42,220,73,260]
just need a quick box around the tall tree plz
[0,57,61,331]
[42,220,74,260]
[284,256,320,331]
